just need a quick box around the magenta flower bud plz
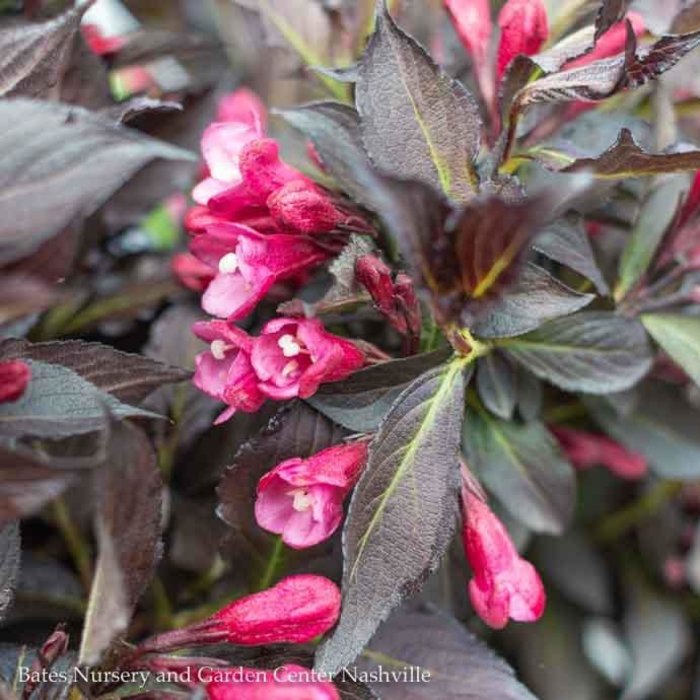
[138,575,341,653]
[355,255,398,318]
[267,180,345,235]
[0,360,30,403]
[444,0,493,71]
[550,426,647,480]
[238,139,308,203]
[496,0,548,79]
[394,273,422,338]
[216,88,267,132]
[255,441,370,549]
[205,664,340,700]
[461,486,546,629]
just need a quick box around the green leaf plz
[641,313,700,386]
[308,349,452,432]
[587,383,700,479]
[315,360,469,675]
[356,2,481,200]
[464,412,575,534]
[616,175,688,299]
[498,312,652,394]
[0,360,158,439]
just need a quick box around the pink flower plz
[0,360,30,403]
[255,442,369,549]
[137,575,341,652]
[462,486,546,629]
[192,320,265,423]
[496,0,548,79]
[216,88,267,131]
[171,252,215,292]
[250,318,364,401]
[564,13,645,70]
[444,0,493,71]
[192,123,265,206]
[190,223,330,320]
[550,425,647,480]
[205,665,340,700]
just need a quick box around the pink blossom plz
[564,13,646,70]
[462,486,546,629]
[0,360,30,403]
[216,88,267,131]
[190,223,330,320]
[250,318,365,401]
[192,320,265,423]
[192,123,264,206]
[204,665,340,700]
[496,0,548,79]
[171,252,215,292]
[550,425,647,480]
[255,442,369,549]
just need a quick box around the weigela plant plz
[5,0,700,699]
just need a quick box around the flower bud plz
[267,180,344,234]
[461,485,545,629]
[496,0,548,79]
[138,575,341,652]
[550,425,647,480]
[0,360,30,403]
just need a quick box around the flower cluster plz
[182,89,369,422]
[193,318,364,424]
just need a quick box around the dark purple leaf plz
[475,353,517,420]
[0,99,193,264]
[0,5,88,98]
[0,338,190,404]
[534,216,609,294]
[0,522,19,622]
[355,604,537,699]
[464,412,576,534]
[562,128,700,177]
[0,360,158,440]
[471,263,594,338]
[498,312,653,394]
[596,0,634,39]
[315,362,468,675]
[308,348,452,432]
[0,444,77,527]
[356,1,481,201]
[79,420,163,665]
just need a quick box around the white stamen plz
[218,252,239,274]
[282,360,300,377]
[289,488,314,512]
[278,334,302,357]
[210,339,228,360]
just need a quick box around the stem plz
[257,536,285,592]
[52,497,92,593]
[595,481,682,543]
